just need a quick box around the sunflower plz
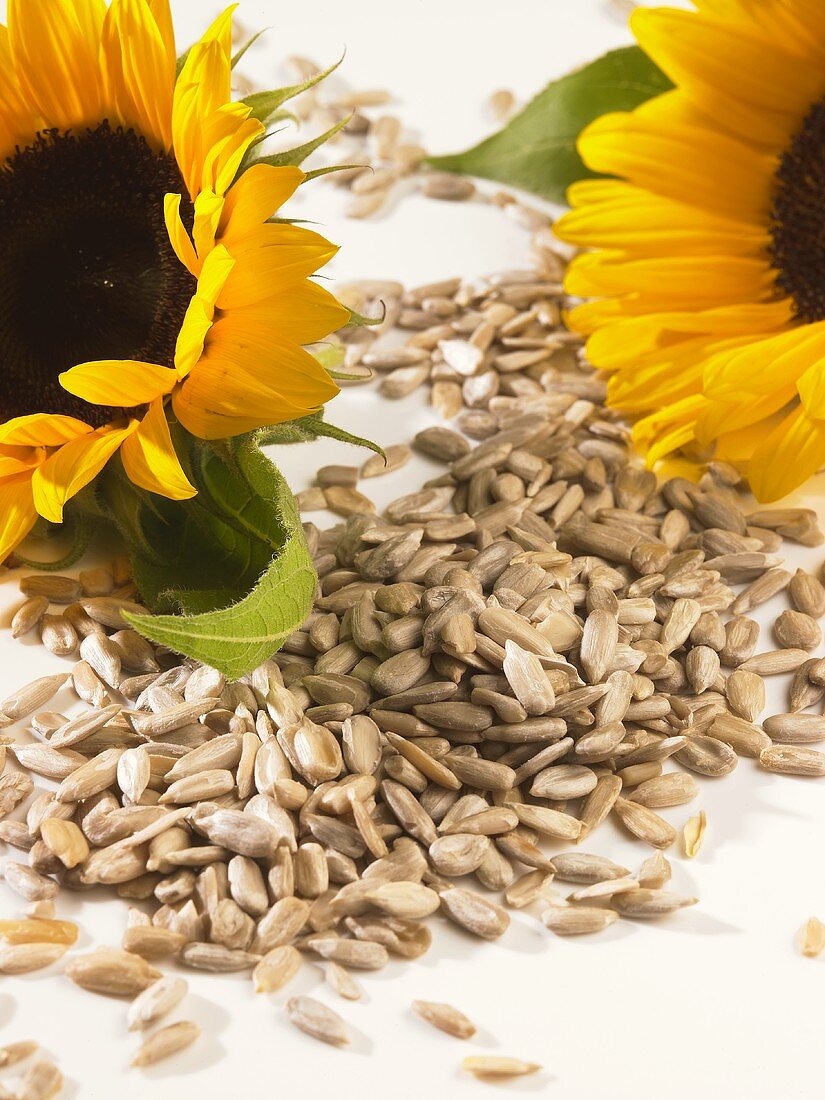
[0,0,348,563]
[554,0,825,502]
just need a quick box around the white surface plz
[2,1,825,1097]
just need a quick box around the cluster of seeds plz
[2,268,825,1077]
[4,153,825,1099]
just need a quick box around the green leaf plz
[302,163,368,182]
[425,45,672,203]
[242,54,343,127]
[294,413,385,457]
[98,432,316,678]
[232,28,268,70]
[251,112,352,169]
[345,303,384,328]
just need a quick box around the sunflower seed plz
[0,942,68,974]
[1,674,68,722]
[612,890,698,918]
[127,975,188,1030]
[461,1055,541,1079]
[439,887,509,940]
[11,597,49,638]
[253,945,302,993]
[18,1059,63,1100]
[798,916,825,958]
[66,948,161,996]
[0,1042,39,1069]
[285,996,349,1046]
[20,574,81,603]
[613,798,676,849]
[629,773,699,809]
[541,907,618,935]
[412,999,475,1039]
[132,1021,200,1067]
[321,960,361,1001]
[39,819,89,868]
[683,810,707,857]
[760,744,825,777]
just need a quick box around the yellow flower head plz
[555,0,825,501]
[0,0,348,560]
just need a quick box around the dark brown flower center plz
[0,121,196,428]
[770,96,825,323]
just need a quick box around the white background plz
[2,1,825,1097]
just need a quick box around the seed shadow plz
[58,1076,80,1100]
[555,918,636,945]
[0,992,15,1027]
[639,909,741,937]
[455,1067,556,1093]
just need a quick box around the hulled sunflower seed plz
[412,999,475,1039]
[66,948,161,996]
[682,810,707,857]
[127,975,188,1030]
[131,1021,200,1067]
[759,744,825,777]
[798,916,825,958]
[461,1055,541,1079]
[612,890,698,918]
[285,996,349,1047]
[541,906,618,935]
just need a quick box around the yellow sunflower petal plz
[0,26,37,157]
[32,422,138,524]
[555,188,768,256]
[174,299,212,381]
[697,390,794,446]
[606,343,709,412]
[60,360,178,407]
[119,398,196,500]
[218,224,339,310]
[0,448,42,478]
[192,186,225,261]
[146,0,175,64]
[0,414,92,447]
[202,111,263,197]
[173,323,339,440]
[230,281,351,346]
[172,8,234,195]
[0,472,38,564]
[565,253,775,309]
[585,302,793,371]
[102,0,175,149]
[797,356,825,420]
[749,406,825,502]
[219,164,305,244]
[633,394,709,465]
[688,0,825,62]
[702,323,825,401]
[8,0,105,131]
[577,110,776,221]
[173,244,236,377]
[164,193,199,275]
[631,7,820,147]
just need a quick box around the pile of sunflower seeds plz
[3,206,825,1093]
